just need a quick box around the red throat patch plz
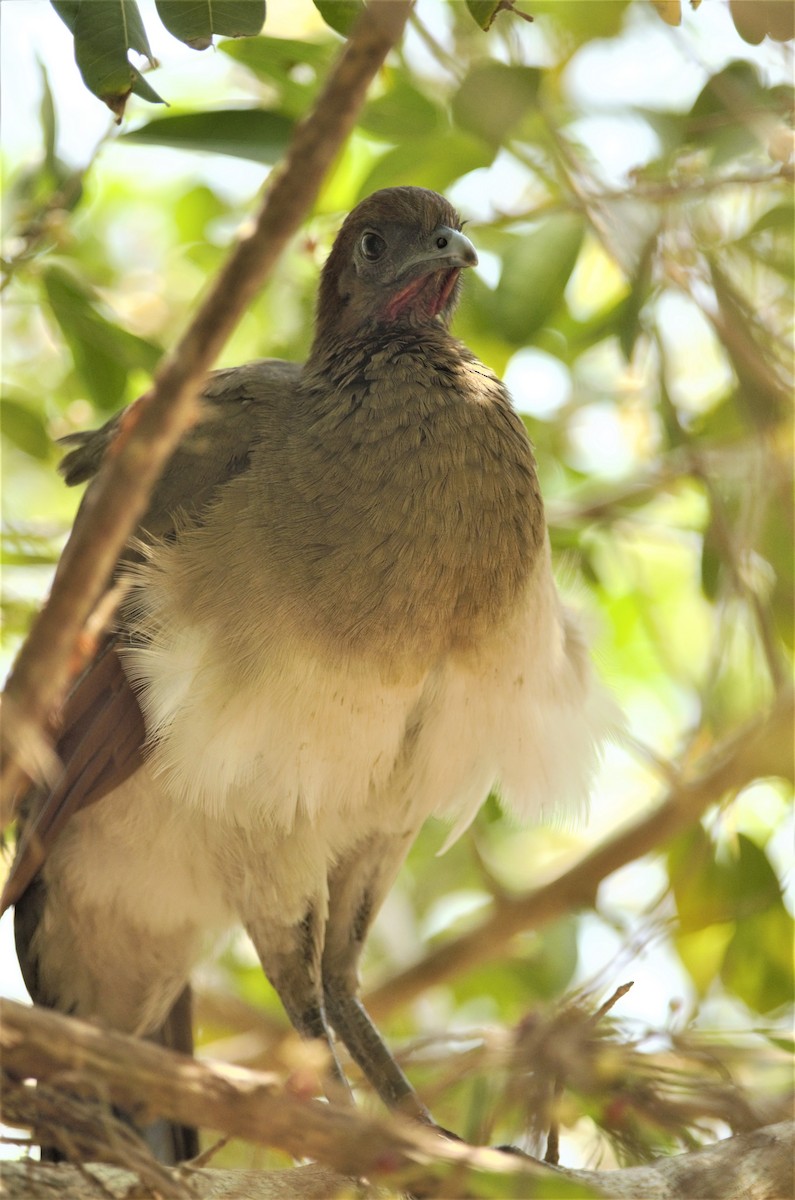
[385,268,460,322]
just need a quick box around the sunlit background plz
[2,0,792,1171]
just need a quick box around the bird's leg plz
[322,833,432,1122]
[244,904,352,1104]
[324,984,431,1121]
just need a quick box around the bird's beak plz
[400,227,478,275]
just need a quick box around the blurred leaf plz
[454,271,515,376]
[42,265,161,409]
[453,62,541,147]
[360,78,444,141]
[729,0,795,44]
[1,597,41,637]
[650,0,681,25]
[526,1,630,43]
[521,917,579,999]
[494,214,585,344]
[312,0,364,36]
[669,829,783,936]
[219,33,331,77]
[173,184,228,241]
[358,131,494,199]
[38,59,58,173]
[668,826,738,932]
[709,259,790,427]
[0,398,51,460]
[155,0,265,50]
[722,900,795,1012]
[731,834,785,914]
[618,235,656,361]
[121,108,293,163]
[685,61,786,164]
[700,517,723,601]
[2,528,63,566]
[219,35,331,117]
[761,498,795,652]
[464,1,504,29]
[734,203,795,280]
[675,922,735,995]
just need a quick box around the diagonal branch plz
[0,1,413,821]
[3,999,793,1200]
[0,997,560,1192]
[366,688,794,1019]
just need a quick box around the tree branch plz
[366,688,794,1018]
[0,0,413,820]
[0,998,571,1194]
[2,999,793,1200]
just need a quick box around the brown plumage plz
[7,187,612,1159]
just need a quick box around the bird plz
[5,186,614,1161]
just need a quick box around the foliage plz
[2,0,793,1174]
[50,0,267,117]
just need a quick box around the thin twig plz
[591,981,634,1025]
[0,999,555,1187]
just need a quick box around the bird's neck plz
[252,328,545,667]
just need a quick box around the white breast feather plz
[122,540,616,852]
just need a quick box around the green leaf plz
[675,922,735,995]
[722,900,795,1013]
[669,828,783,935]
[700,517,723,600]
[734,203,795,280]
[360,79,444,141]
[50,1,81,33]
[42,266,161,410]
[173,184,228,241]
[155,0,266,51]
[453,62,541,146]
[53,0,165,116]
[454,270,516,377]
[130,66,166,105]
[667,825,737,932]
[219,36,332,117]
[686,61,786,164]
[464,1,503,30]
[38,59,58,172]
[618,234,656,360]
[219,33,331,78]
[2,530,61,567]
[121,108,293,163]
[526,1,630,43]
[731,834,785,917]
[358,131,494,200]
[494,214,585,344]
[312,0,364,36]
[0,398,51,460]
[120,0,155,59]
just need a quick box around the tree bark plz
[2,999,792,1200]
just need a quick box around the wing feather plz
[4,359,301,910]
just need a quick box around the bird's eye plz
[360,232,386,261]
[436,235,448,249]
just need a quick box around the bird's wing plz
[60,359,302,550]
[2,359,302,912]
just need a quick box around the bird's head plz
[313,187,477,345]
